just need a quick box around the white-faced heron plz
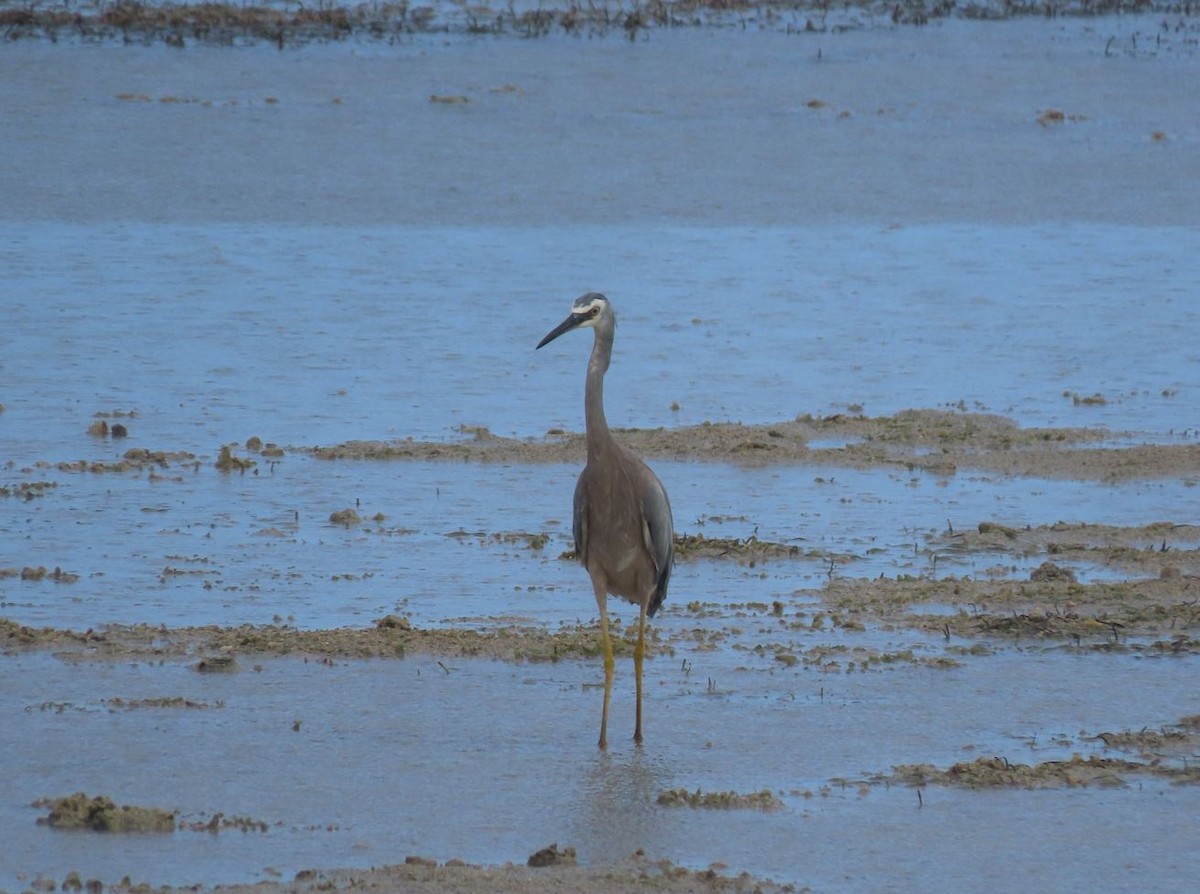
[537,292,674,749]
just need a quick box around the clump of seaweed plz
[0,565,79,583]
[656,787,784,810]
[34,793,175,833]
[0,481,57,499]
[215,444,255,473]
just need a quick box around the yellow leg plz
[633,599,647,745]
[594,582,613,750]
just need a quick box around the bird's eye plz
[588,307,600,318]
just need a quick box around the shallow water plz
[5,453,1197,632]
[3,221,1198,454]
[3,649,1199,891]
[3,14,1200,894]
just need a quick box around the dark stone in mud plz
[527,843,576,867]
[195,655,239,673]
[35,792,175,833]
[374,614,412,630]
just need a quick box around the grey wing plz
[572,470,588,569]
[640,469,674,618]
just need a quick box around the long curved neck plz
[584,326,615,460]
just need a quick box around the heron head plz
[536,292,612,349]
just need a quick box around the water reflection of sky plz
[3,223,1197,459]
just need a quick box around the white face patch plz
[571,295,608,328]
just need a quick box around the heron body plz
[537,292,674,749]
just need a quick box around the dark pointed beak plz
[536,313,582,350]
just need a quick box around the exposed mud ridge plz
[558,531,823,567]
[0,616,673,663]
[872,718,1200,791]
[826,573,1200,646]
[145,853,794,894]
[303,411,1200,481]
[927,520,1200,577]
[670,533,806,562]
[885,753,1200,789]
[1092,715,1200,759]
[1,0,1192,46]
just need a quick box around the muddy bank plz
[4,514,1196,662]
[2,0,1190,46]
[887,753,1200,788]
[152,855,794,894]
[5,540,1196,663]
[875,716,1200,789]
[0,616,672,663]
[20,853,791,894]
[303,411,1200,481]
[15,411,1197,481]
[827,571,1200,644]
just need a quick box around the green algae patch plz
[35,793,175,833]
[656,788,784,811]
